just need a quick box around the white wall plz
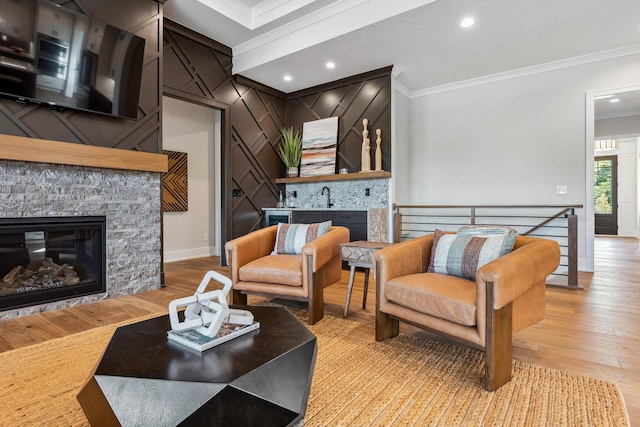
[596,114,640,138]
[401,53,640,271]
[392,77,411,204]
[162,96,221,262]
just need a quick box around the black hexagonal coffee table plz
[77,306,317,426]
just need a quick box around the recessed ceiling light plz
[609,98,620,103]
[326,62,335,69]
[283,75,292,82]
[460,17,475,28]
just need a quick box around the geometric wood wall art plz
[162,150,188,212]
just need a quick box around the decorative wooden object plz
[360,119,371,173]
[162,150,188,212]
[375,129,382,171]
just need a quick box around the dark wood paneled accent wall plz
[161,22,392,241]
[162,20,287,243]
[286,67,392,173]
[0,0,162,154]
[229,78,288,237]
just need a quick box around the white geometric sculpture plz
[168,270,253,337]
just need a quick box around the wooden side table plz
[340,241,391,318]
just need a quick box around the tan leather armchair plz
[374,234,560,391]
[225,225,349,325]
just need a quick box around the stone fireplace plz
[0,135,167,320]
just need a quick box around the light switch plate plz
[556,185,568,195]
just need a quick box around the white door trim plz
[585,84,640,271]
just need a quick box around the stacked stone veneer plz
[283,177,390,241]
[0,160,162,320]
[285,178,388,210]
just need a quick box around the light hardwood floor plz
[0,236,638,425]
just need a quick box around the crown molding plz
[252,0,319,29]
[197,0,252,28]
[198,0,327,30]
[392,77,411,99]
[232,0,435,74]
[233,0,371,55]
[286,66,392,99]
[409,43,640,99]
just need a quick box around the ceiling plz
[594,89,640,121]
[165,0,640,107]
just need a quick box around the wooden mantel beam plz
[0,134,168,173]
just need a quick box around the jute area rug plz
[0,309,629,427]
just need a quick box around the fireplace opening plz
[0,217,106,311]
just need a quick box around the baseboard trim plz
[164,246,215,263]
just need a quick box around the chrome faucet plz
[321,186,333,208]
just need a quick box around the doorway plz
[586,85,640,271]
[594,155,618,235]
[162,96,222,261]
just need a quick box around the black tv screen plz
[0,0,145,120]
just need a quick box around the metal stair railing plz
[392,204,583,288]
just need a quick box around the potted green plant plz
[277,127,302,177]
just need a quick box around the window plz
[594,158,613,214]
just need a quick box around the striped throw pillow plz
[457,225,518,236]
[427,229,517,280]
[273,221,332,255]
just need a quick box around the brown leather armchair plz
[374,234,560,391]
[225,225,349,325]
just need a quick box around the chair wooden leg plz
[307,257,324,325]
[232,289,247,305]
[375,259,399,341]
[485,284,513,391]
[375,310,399,341]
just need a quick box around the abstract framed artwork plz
[162,150,188,212]
[300,116,338,177]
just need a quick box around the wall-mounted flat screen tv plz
[0,0,145,120]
